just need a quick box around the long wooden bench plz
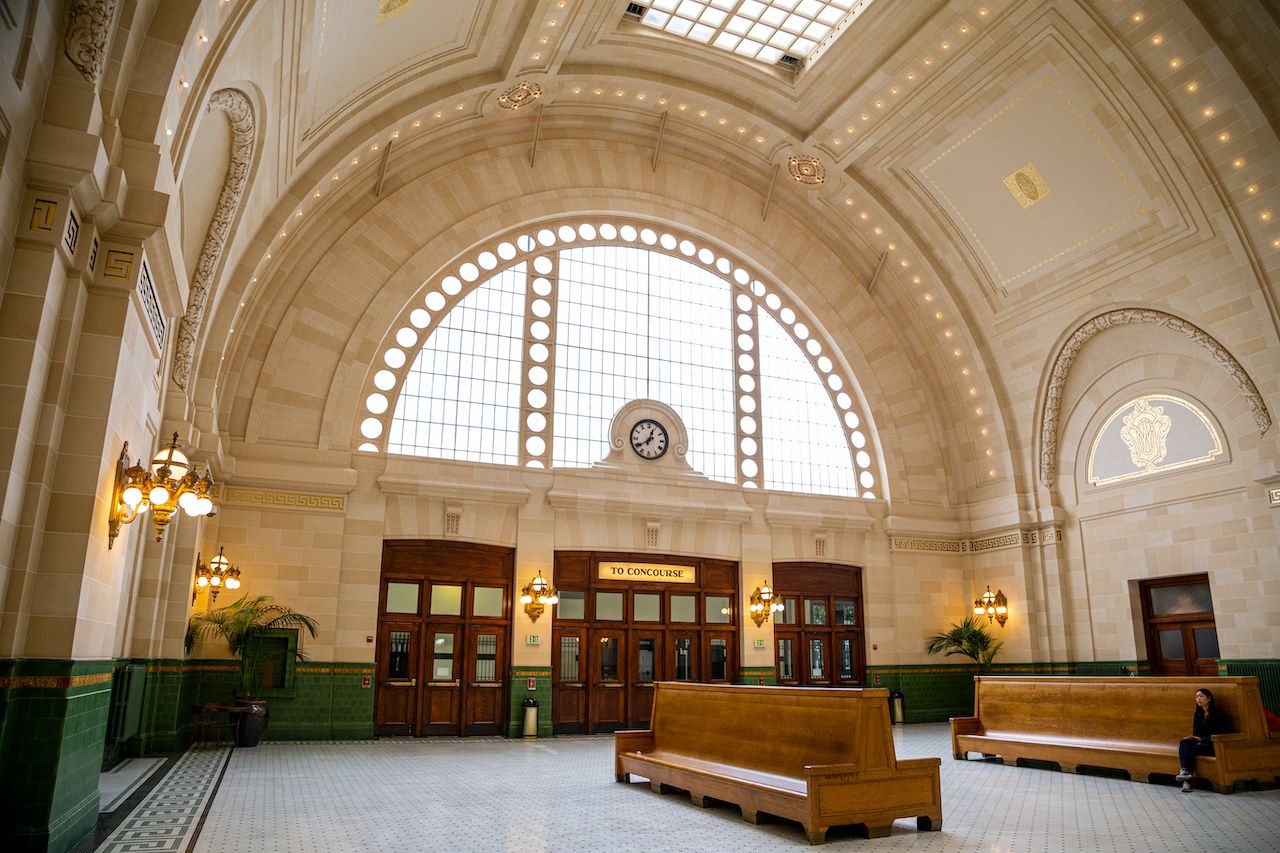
[950,675,1280,792]
[614,682,942,844]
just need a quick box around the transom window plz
[360,220,881,499]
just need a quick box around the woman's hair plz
[1196,688,1217,715]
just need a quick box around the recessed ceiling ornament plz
[1003,163,1050,209]
[787,154,825,185]
[1119,398,1171,471]
[497,81,543,111]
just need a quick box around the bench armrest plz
[898,757,943,770]
[615,729,654,774]
[805,763,859,778]
[1209,733,1246,743]
[951,716,981,759]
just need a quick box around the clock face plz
[629,418,669,460]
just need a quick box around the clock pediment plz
[598,400,701,478]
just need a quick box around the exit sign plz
[526,634,541,645]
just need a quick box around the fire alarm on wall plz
[366,635,373,643]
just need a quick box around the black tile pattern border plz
[94,747,229,853]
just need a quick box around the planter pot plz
[235,700,269,747]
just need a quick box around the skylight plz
[632,0,873,68]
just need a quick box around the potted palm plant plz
[185,595,318,747]
[925,614,1003,671]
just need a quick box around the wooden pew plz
[614,682,942,844]
[950,675,1280,792]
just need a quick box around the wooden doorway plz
[772,562,866,687]
[375,541,513,737]
[1140,574,1220,677]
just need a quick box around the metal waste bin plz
[889,690,905,725]
[522,698,539,737]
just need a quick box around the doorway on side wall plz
[1139,573,1220,677]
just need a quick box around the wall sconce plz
[519,572,559,622]
[108,433,217,548]
[973,585,1008,628]
[748,582,783,627]
[193,546,241,604]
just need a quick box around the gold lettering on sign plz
[598,562,696,584]
[1120,398,1171,472]
[1002,163,1050,209]
[30,198,57,232]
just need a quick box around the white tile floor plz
[112,725,1280,852]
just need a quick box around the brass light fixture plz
[193,546,241,604]
[748,582,783,627]
[519,572,559,622]
[973,585,1008,628]
[108,433,217,548]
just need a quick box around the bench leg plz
[864,824,893,839]
[918,816,942,832]
[1211,783,1234,795]
[1131,773,1151,784]
[954,750,967,760]
[649,781,667,794]
[690,794,707,808]
[741,808,759,825]
[1058,763,1077,774]
[1001,756,1021,767]
[805,827,827,845]
[615,772,630,783]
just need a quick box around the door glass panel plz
[431,633,455,680]
[838,638,853,679]
[705,595,731,624]
[385,583,419,614]
[599,636,619,680]
[596,592,624,621]
[559,636,580,681]
[634,593,661,621]
[556,591,585,620]
[674,638,693,680]
[805,599,828,625]
[473,587,504,617]
[776,598,798,625]
[835,599,857,625]
[671,595,696,623]
[777,639,794,680]
[709,639,728,681]
[430,584,463,615]
[388,631,411,679]
[1193,627,1220,659]
[1158,628,1184,660]
[1150,582,1212,616]
[637,638,656,681]
[809,638,826,679]
[474,634,498,681]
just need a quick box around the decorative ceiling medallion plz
[377,0,414,26]
[1119,398,1171,471]
[1003,162,1050,209]
[497,81,543,111]
[787,154,825,185]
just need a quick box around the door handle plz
[595,682,624,688]
[560,682,582,687]
[470,682,500,688]
[428,680,460,687]
[385,679,416,687]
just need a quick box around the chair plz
[190,703,224,746]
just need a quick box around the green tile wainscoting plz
[0,658,114,853]
[507,668,553,738]
[1218,659,1280,713]
[739,666,777,686]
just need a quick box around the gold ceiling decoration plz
[497,81,543,111]
[787,154,825,185]
[376,0,414,26]
[1003,163,1050,209]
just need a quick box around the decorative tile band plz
[890,526,1063,554]
[94,746,230,853]
[296,667,375,675]
[889,537,963,553]
[0,672,113,689]
[222,486,347,512]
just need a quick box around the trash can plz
[888,690,905,725]
[521,698,539,738]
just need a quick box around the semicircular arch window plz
[364,219,883,499]
[1087,394,1224,487]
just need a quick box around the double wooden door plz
[1141,574,1219,677]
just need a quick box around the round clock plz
[629,418,669,460]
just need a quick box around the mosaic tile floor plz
[104,725,1279,852]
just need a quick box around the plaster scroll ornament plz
[1038,308,1272,487]
[63,0,118,84]
[172,89,257,390]
[1119,398,1171,471]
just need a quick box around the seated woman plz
[1176,688,1224,792]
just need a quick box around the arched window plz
[361,220,882,499]
[1087,394,1224,486]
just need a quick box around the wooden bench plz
[614,682,942,844]
[950,675,1280,792]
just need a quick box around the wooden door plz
[465,629,505,735]
[669,631,699,682]
[1141,575,1219,677]
[422,625,462,735]
[628,630,662,728]
[804,635,831,685]
[375,622,419,735]
[590,629,626,733]
[552,628,587,734]
[704,631,734,684]
[775,632,800,685]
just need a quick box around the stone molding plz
[890,526,1062,554]
[63,0,117,84]
[1039,308,1272,487]
[173,88,256,390]
[222,486,346,512]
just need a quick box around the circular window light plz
[733,268,750,285]
[528,388,547,408]
[741,458,759,477]
[530,320,550,340]
[360,417,384,438]
[441,276,462,295]
[529,342,549,362]
[738,353,754,371]
[741,437,758,456]
[827,374,843,391]
[516,234,535,252]
[497,241,517,260]
[460,262,480,282]
[752,281,766,298]
[531,298,552,318]
[374,369,396,391]
[358,442,378,452]
[735,314,753,331]
[532,277,553,296]
[844,411,860,429]
[765,293,782,311]
[738,374,756,393]
[737,333,754,351]
[744,480,758,489]
[383,348,406,368]
[425,292,446,311]
[716,257,732,274]
[528,365,548,385]
[640,228,658,245]
[366,392,388,414]
[740,395,757,413]
[659,233,677,250]
[478,251,498,270]
[817,355,833,372]
[395,327,418,348]
[600,223,618,240]
[779,307,795,324]
[736,293,753,311]
[558,225,576,243]
[836,392,852,410]
[537,229,556,246]
[526,436,546,456]
[859,470,875,488]
[527,459,544,468]
[856,450,871,468]
[793,322,808,339]
[409,308,430,328]
[619,225,637,241]
[740,415,757,434]
[862,491,876,500]
[533,255,553,275]
[851,430,866,448]
[578,224,597,240]
[698,248,714,264]
[806,339,821,356]
[527,412,546,432]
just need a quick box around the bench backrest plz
[971,676,1269,745]
[649,682,897,779]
